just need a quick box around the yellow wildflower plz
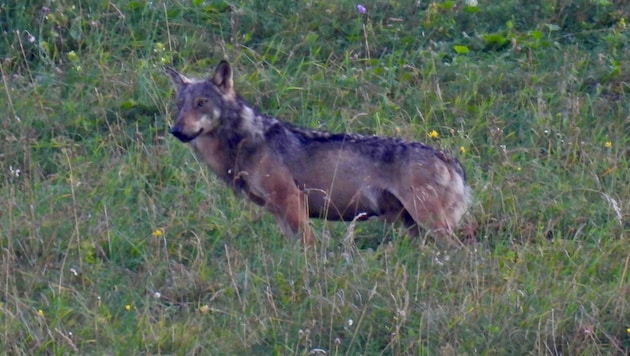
[428,130,439,139]
[66,50,79,62]
[604,141,612,149]
[199,305,211,313]
[154,42,165,52]
[152,229,163,237]
[460,146,466,154]
[38,309,44,317]
[125,304,132,311]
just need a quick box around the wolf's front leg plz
[249,155,314,246]
[265,184,313,246]
[270,194,313,246]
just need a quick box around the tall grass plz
[1,0,629,354]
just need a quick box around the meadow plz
[1,0,629,354]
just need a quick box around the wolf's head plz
[165,60,236,143]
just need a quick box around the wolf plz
[165,60,471,245]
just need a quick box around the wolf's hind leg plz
[396,187,453,234]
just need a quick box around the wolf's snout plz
[169,126,188,142]
[169,126,201,143]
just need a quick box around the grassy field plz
[1,0,629,354]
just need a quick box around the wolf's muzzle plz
[169,126,202,143]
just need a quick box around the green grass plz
[1,0,629,354]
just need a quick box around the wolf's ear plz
[211,60,234,96]
[165,67,191,94]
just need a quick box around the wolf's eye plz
[195,98,208,108]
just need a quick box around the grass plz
[1,0,629,354]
